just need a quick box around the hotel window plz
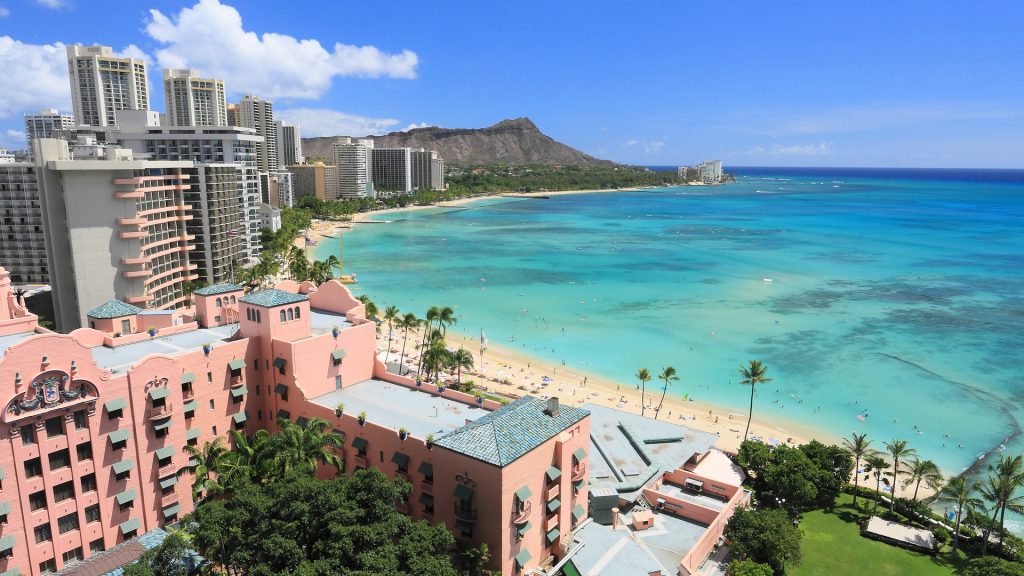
[121,319,131,334]
[85,504,100,523]
[34,523,52,543]
[45,416,64,438]
[280,310,286,322]
[74,410,88,430]
[39,559,57,574]
[20,424,36,445]
[210,399,215,410]
[294,306,300,319]
[29,490,47,511]
[207,371,213,382]
[89,538,105,553]
[53,480,75,502]
[62,546,84,563]
[58,511,80,534]
[81,473,97,493]
[108,406,123,420]
[48,448,71,470]
[24,457,42,478]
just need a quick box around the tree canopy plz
[725,507,802,575]
[737,439,852,512]
[956,556,1024,576]
[727,558,775,576]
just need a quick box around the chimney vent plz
[544,396,560,417]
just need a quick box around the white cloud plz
[747,142,834,156]
[2,129,25,149]
[113,44,152,66]
[404,122,431,131]
[34,0,65,8]
[0,7,10,18]
[145,0,418,100]
[276,108,401,137]
[0,36,70,118]
[623,138,665,155]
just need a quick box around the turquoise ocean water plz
[316,167,1024,519]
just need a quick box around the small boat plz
[762,278,774,283]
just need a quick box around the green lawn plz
[788,494,962,576]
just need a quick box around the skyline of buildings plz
[232,95,278,174]
[163,69,228,128]
[331,137,375,199]
[23,110,75,156]
[66,45,149,128]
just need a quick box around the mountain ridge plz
[301,117,614,167]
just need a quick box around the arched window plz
[287,309,294,321]
[294,307,300,319]
[216,297,223,308]
[230,295,236,304]
[280,310,287,322]
[246,308,252,321]
[256,310,261,323]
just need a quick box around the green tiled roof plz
[0,502,9,516]
[180,372,196,384]
[572,503,586,521]
[105,398,126,412]
[0,569,20,576]
[418,461,433,476]
[155,446,175,460]
[109,429,131,444]
[433,397,589,467]
[120,518,140,535]
[154,418,173,431]
[239,288,308,308]
[515,485,532,502]
[517,520,532,538]
[454,484,473,501]
[149,387,169,400]
[230,385,248,398]
[228,359,246,371]
[194,283,242,296]
[331,349,347,361]
[87,299,142,319]
[163,503,181,518]
[0,467,5,480]
[391,452,409,467]
[232,411,248,424]
[351,437,368,449]
[546,528,560,544]
[277,409,291,420]
[185,427,201,440]
[115,489,136,505]
[160,475,178,489]
[573,447,587,462]
[0,535,14,552]
[183,399,197,413]
[547,498,561,513]
[112,460,134,475]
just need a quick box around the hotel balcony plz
[118,230,147,239]
[353,455,369,468]
[161,492,179,507]
[571,463,587,482]
[117,217,146,226]
[182,388,195,401]
[545,484,560,501]
[125,294,153,304]
[158,462,178,479]
[120,256,151,265]
[513,501,532,526]
[419,481,433,495]
[230,375,245,388]
[113,190,146,199]
[545,513,559,533]
[122,269,151,279]
[148,404,174,421]
[454,505,477,522]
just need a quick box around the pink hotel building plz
[0,266,747,576]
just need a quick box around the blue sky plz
[1,0,1022,167]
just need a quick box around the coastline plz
[297,184,938,500]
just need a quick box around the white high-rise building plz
[163,69,228,127]
[23,109,75,150]
[276,121,303,167]
[66,45,149,127]
[234,96,278,172]
[331,137,374,199]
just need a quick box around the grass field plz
[787,494,963,576]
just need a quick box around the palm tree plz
[266,417,344,476]
[382,305,400,365]
[450,348,474,387]
[356,294,379,320]
[980,453,1024,554]
[183,437,227,499]
[938,475,982,555]
[182,279,205,308]
[418,306,441,374]
[906,458,943,501]
[398,313,420,375]
[288,246,309,281]
[636,368,652,417]
[884,439,917,512]
[420,332,450,382]
[842,432,875,508]
[865,453,889,516]
[437,306,457,336]
[738,360,772,441]
[654,366,679,420]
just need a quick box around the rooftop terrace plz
[0,330,35,357]
[310,379,488,440]
[308,307,352,335]
[89,324,238,372]
[568,508,709,576]
[584,403,718,500]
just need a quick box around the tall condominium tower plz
[234,96,278,172]
[184,165,245,283]
[163,69,228,127]
[66,45,149,127]
[0,162,48,284]
[411,148,445,191]
[276,121,303,167]
[331,137,374,199]
[289,163,339,201]
[370,148,412,194]
[23,109,75,151]
[34,138,196,330]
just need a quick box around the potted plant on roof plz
[399,427,409,441]
[335,402,345,418]
[147,327,157,337]
[474,390,484,404]
[426,433,434,450]
[357,411,367,426]
[416,377,422,387]
[332,325,340,338]
[436,383,446,394]
[202,342,212,355]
